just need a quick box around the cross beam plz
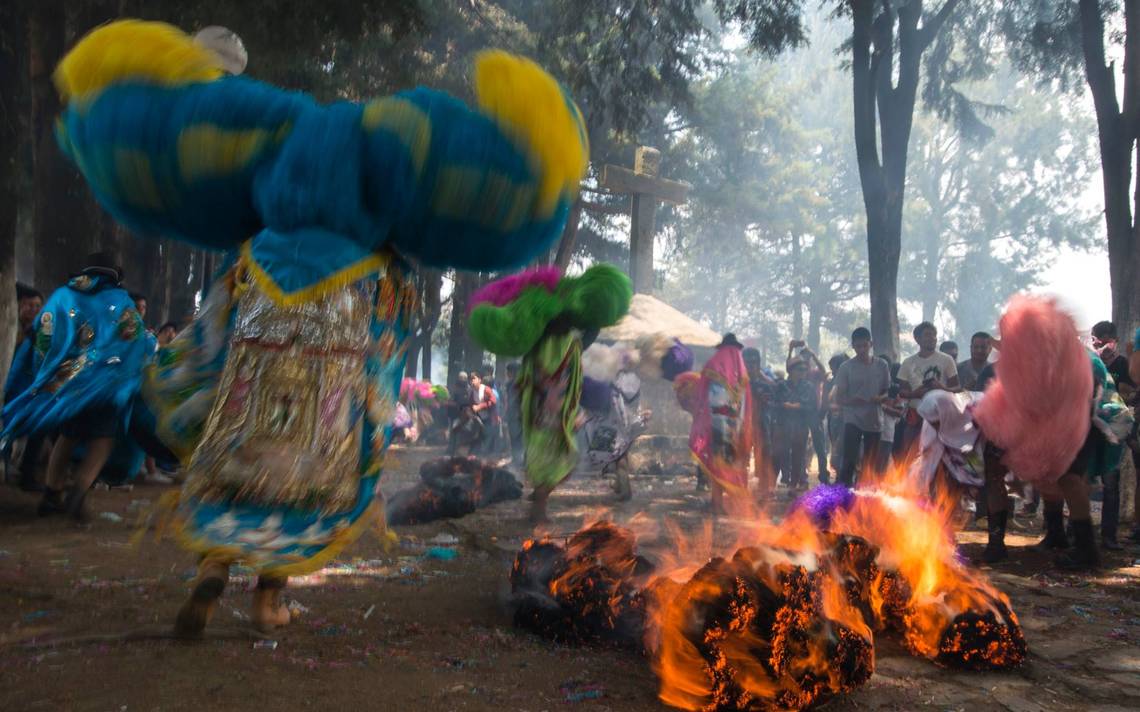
[600,147,690,294]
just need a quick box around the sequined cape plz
[1,276,148,440]
[143,252,412,577]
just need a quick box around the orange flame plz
[511,458,1023,711]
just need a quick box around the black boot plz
[1037,506,1069,550]
[36,488,66,517]
[1055,518,1099,571]
[1101,470,1123,551]
[980,509,1009,564]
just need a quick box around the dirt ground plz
[1,445,1139,712]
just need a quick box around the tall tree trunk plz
[922,225,940,323]
[0,2,24,393]
[553,199,583,270]
[406,269,442,380]
[405,341,422,379]
[850,0,960,360]
[791,232,803,338]
[166,241,198,326]
[447,271,474,388]
[1080,0,1140,339]
[806,294,822,354]
[422,336,433,382]
[29,4,77,289]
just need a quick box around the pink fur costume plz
[972,295,1092,486]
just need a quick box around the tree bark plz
[806,295,822,354]
[791,232,803,338]
[29,4,78,290]
[850,0,957,360]
[922,225,940,323]
[629,193,657,294]
[0,2,24,394]
[553,199,583,270]
[405,269,442,380]
[1080,0,1140,339]
[447,271,481,388]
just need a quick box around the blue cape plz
[2,275,149,439]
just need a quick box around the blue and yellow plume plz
[54,18,591,293]
[54,19,223,105]
[474,51,588,216]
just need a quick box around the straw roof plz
[601,294,721,347]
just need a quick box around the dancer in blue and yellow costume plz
[52,19,587,635]
[2,252,150,518]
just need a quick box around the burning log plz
[386,456,523,525]
[651,543,875,712]
[510,525,877,710]
[933,596,1026,671]
[509,475,1028,712]
[509,521,655,647]
[794,485,1027,671]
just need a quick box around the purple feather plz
[790,485,856,526]
[661,339,694,381]
[469,266,563,313]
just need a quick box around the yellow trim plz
[135,489,394,578]
[55,20,223,105]
[361,98,432,179]
[240,241,388,307]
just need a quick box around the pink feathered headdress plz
[468,266,562,314]
[972,295,1092,485]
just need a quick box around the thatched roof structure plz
[600,294,721,347]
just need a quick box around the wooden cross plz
[600,146,690,294]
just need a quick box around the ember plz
[386,457,522,525]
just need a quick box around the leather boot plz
[981,509,1008,564]
[1037,505,1069,550]
[1055,518,1100,571]
[174,559,229,638]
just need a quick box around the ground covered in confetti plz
[1,445,1139,712]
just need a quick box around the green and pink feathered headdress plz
[468,264,632,357]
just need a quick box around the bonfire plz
[508,464,1026,711]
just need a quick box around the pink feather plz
[468,266,562,314]
[972,295,1092,485]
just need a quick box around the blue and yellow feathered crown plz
[55,20,589,303]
